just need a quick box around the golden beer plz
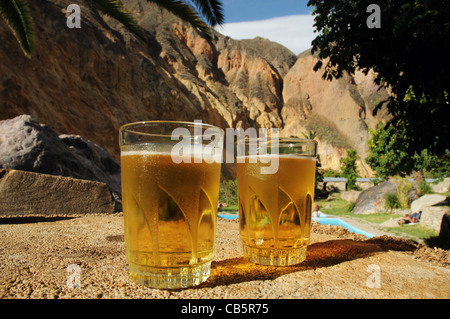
[236,139,317,266]
[119,121,223,289]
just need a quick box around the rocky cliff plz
[0,0,389,176]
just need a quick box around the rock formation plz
[352,180,397,214]
[0,115,121,208]
[0,0,390,176]
[0,168,117,216]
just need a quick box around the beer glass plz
[119,121,223,289]
[236,138,317,266]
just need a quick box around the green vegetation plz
[218,204,238,212]
[218,179,238,207]
[366,122,412,178]
[315,195,440,243]
[216,176,444,243]
[322,169,341,177]
[302,130,317,140]
[394,177,415,209]
[304,116,351,149]
[418,181,432,196]
[340,149,359,190]
[386,225,438,242]
[317,149,361,191]
[315,196,401,223]
[366,121,450,179]
[308,0,450,157]
[384,192,400,212]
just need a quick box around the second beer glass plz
[236,138,317,266]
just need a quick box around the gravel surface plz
[0,214,449,299]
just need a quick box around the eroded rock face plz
[281,51,390,175]
[0,0,389,175]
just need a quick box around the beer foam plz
[121,149,172,156]
[236,154,316,161]
[121,146,218,163]
[121,149,205,158]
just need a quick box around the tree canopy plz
[366,121,450,178]
[307,0,450,156]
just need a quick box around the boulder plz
[0,169,116,217]
[432,178,450,193]
[410,194,448,214]
[439,211,450,247]
[352,180,397,214]
[420,206,449,232]
[341,190,361,203]
[0,115,121,210]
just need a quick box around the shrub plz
[385,192,401,212]
[219,179,238,206]
[323,169,341,177]
[341,149,359,190]
[418,181,432,196]
[347,201,356,212]
[394,177,415,209]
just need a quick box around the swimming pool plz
[217,214,375,238]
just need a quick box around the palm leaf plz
[191,0,224,26]
[147,0,214,40]
[0,0,35,57]
[86,0,145,40]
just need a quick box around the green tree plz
[218,179,238,206]
[366,121,450,178]
[341,149,359,190]
[0,0,224,57]
[307,0,450,156]
[412,149,450,178]
[365,121,411,178]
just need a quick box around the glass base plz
[242,244,307,266]
[128,261,211,289]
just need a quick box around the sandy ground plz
[0,214,449,299]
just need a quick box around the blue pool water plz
[217,214,239,220]
[217,214,375,238]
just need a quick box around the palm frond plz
[0,0,35,57]
[191,0,224,26]
[86,0,145,40]
[147,0,213,40]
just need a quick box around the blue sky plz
[221,0,312,23]
[215,0,316,54]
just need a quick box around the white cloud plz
[215,15,316,55]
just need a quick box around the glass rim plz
[119,120,225,137]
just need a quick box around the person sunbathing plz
[398,211,422,224]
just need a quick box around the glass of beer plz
[236,138,317,266]
[119,121,223,289]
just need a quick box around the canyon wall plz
[0,0,390,176]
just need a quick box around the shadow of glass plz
[196,239,388,288]
[0,216,75,224]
